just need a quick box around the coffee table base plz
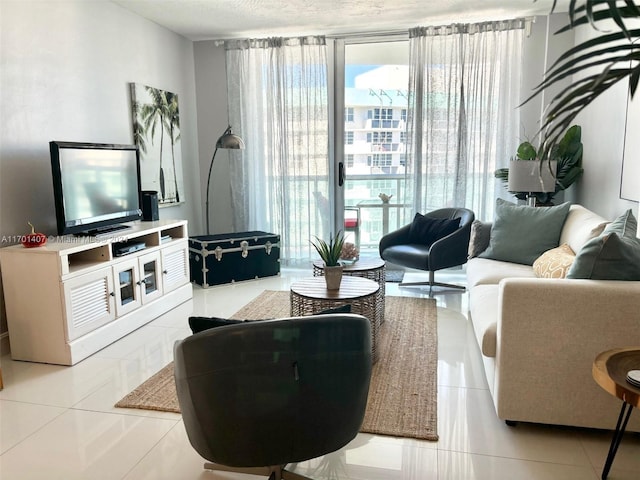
[290,277,380,363]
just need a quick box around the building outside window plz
[345,154,354,167]
[367,153,393,167]
[345,107,354,122]
[345,131,354,145]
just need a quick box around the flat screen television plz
[50,141,142,236]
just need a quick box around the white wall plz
[0,1,201,338]
[572,21,639,221]
[520,15,575,148]
[0,1,201,236]
[193,41,234,234]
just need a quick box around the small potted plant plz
[311,231,345,290]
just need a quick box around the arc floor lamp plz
[205,126,245,235]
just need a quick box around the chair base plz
[398,271,465,293]
[399,280,465,290]
[204,462,312,480]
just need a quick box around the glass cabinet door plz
[142,259,158,295]
[138,252,162,304]
[119,269,135,305]
[113,258,141,316]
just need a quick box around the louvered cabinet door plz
[63,267,116,342]
[160,241,190,293]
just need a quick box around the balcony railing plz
[344,173,410,252]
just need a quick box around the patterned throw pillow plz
[533,243,576,278]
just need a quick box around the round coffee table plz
[313,257,386,324]
[592,347,640,479]
[290,276,380,363]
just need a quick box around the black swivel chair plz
[379,207,475,292]
[174,314,372,480]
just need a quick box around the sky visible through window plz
[345,65,377,87]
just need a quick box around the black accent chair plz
[174,314,372,480]
[379,207,475,292]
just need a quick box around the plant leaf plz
[517,142,537,160]
[311,231,345,266]
[524,1,640,143]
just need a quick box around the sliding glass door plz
[332,37,410,255]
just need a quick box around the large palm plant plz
[530,0,640,157]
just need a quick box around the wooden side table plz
[313,257,386,324]
[290,276,380,363]
[592,347,640,480]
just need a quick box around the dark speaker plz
[141,190,159,221]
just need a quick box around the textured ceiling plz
[113,0,568,41]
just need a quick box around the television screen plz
[50,142,142,235]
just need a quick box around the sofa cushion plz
[466,257,536,287]
[533,243,576,279]
[479,199,571,265]
[469,284,499,357]
[409,213,460,246]
[560,204,608,253]
[468,220,492,258]
[567,209,640,280]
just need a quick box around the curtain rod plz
[212,29,408,46]
[212,16,535,46]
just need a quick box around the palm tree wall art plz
[130,83,184,205]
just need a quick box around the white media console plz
[0,219,192,365]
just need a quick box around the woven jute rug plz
[115,290,438,440]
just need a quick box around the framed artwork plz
[621,52,640,202]
[130,83,184,206]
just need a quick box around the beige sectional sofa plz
[467,204,640,430]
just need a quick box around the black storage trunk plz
[189,231,280,288]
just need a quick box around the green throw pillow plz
[567,209,640,280]
[479,199,571,265]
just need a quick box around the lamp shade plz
[216,127,245,150]
[508,160,557,193]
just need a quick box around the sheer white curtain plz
[224,36,330,265]
[406,19,527,221]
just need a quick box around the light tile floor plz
[1,266,638,479]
